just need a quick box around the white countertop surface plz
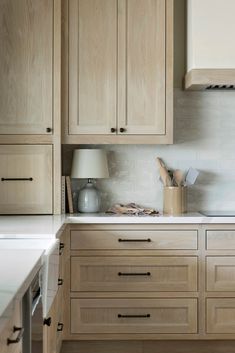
[0,248,43,330]
[0,239,58,330]
[0,213,235,240]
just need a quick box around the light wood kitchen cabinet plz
[0,0,53,135]
[63,0,173,144]
[0,301,22,353]
[0,145,53,214]
[71,298,197,334]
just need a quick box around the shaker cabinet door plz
[0,145,53,214]
[69,0,117,135]
[118,0,166,135]
[0,0,53,134]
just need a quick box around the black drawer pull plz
[57,323,64,332]
[118,272,151,276]
[43,317,51,326]
[7,326,24,345]
[1,177,33,182]
[118,314,150,318]
[58,278,64,286]
[118,238,151,243]
[59,242,65,255]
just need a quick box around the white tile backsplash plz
[62,88,235,212]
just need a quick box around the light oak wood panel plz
[71,298,197,334]
[70,229,198,250]
[0,145,52,214]
[69,0,117,135]
[0,0,53,134]
[206,230,235,250]
[61,340,235,353]
[118,0,166,135]
[207,257,235,291]
[206,298,235,334]
[71,256,198,292]
[185,69,235,90]
[0,301,22,353]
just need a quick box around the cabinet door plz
[0,145,52,214]
[69,0,117,134]
[0,0,53,134]
[118,0,166,135]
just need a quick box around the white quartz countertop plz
[1,213,235,240]
[0,239,58,330]
[0,248,43,329]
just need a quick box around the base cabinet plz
[0,301,22,353]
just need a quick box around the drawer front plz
[0,145,52,214]
[71,256,198,292]
[207,298,235,333]
[70,298,198,334]
[0,302,22,353]
[207,257,235,291]
[71,230,198,250]
[207,230,235,250]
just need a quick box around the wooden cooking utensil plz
[173,169,184,187]
[156,158,172,186]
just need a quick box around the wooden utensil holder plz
[163,186,187,215]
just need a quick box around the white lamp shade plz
[71,149,109,179]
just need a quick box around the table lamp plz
[71,149,109,213]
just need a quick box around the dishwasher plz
[22,239,59,353]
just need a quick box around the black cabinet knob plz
[57,323,64,332]
[46,127,52,133]
[110,127,116,133]
[43,317,52,326]
[119,127,126,133]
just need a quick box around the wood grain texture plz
[71,256,198,292]
[207,256,235,291]
[0,145,52,214]
[0,0,53,134]
[69,0,117,134]
[70,298,197,334]
[185,69,235,90]
[206,230,235,250]
[0,301,22,353]
[206,298,235,334]
[70,229,198,250]
[118,0,166,135]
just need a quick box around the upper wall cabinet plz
[63,0,173,144]
[0,0,53,135]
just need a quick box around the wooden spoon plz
[156,158,172,186]
[173,169,184,187]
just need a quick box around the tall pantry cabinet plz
[0,0,61,214]
[62,0,173,144]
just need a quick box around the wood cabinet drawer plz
[207,298,235,333]
[0,145,52,214]
[0,302,22,353]
[206,230,235,250]
[70,229,198,250]
[71,256,198,292]
[70,298,198,334]
[207,257,235,291]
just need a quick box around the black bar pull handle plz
[59,242,65,255]
[118,314,150,318]
[1,177,33,181]
[58,278,64,286]
[57,323,64,332]
[118,238,151,243]
[7,326,24,345]
[118,272,151,276]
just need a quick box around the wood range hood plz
[185,0,235,90]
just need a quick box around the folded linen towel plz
[106,203,159,216]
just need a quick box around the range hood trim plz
[185,69,235,90]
